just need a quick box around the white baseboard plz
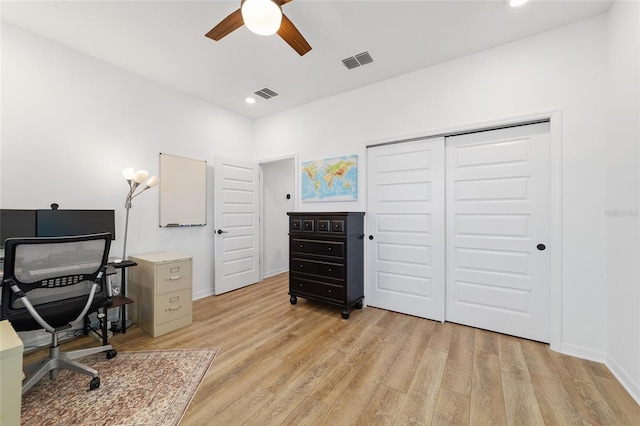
[193,289,215,300]
[606,354,640,405]
[263,267,288,279]
[560,342,606,363]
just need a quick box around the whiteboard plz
[159,153,207,227]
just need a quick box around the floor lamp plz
[122,167,159,260]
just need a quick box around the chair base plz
[22,342,113,394]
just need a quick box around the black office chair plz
[1,233,117,394]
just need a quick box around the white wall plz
[605,0,640,401]
[0,23,255,300]
[261,158,295,278]
[255,16,610,354]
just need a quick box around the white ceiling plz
[1,0,612,120]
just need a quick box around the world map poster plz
[301,155,358,202]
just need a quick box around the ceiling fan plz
[205,0,312,56]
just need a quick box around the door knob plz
[368,235,374,240]
[217,229,227,235]
[537,244,546,251]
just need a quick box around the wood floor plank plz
[318,341,402,425]
[520,338,560,380]
[249,349,345,424]
[432,387,470,425]
[395,348,449,425]
[530,372,583,425]
[355,384,404,426]
[281,396,328,426]
[591,375,640,425]
[426,320,454,353]
[498,336,545,425]
[470,350,507,425]
[383,318,433,392]
[473,327,499,356]
[441,323,475,396]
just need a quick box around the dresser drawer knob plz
[328,289,332,293]
[328,268,332,272]
[300,264,304,268]
[328,247,332,251]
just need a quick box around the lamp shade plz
[241,0,282,36]
[122,167,135,180]
[146,176,160,188]
[133,170,149,184]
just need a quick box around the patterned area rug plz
[21,347,219,426]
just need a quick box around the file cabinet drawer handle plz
[166,276,182,281]
[167,305,181,311]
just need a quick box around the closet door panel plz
[366,138,445,321]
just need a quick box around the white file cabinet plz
[128,252,193,337]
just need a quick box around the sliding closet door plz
[445,122,551,342]
[366,138,445,321]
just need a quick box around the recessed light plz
[245,97,256,104]
[509,0,529,6]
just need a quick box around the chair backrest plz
[1,233,112,331]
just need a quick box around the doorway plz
[260,157,296,279]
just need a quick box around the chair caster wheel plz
[89,376,100,391]
[106,349,117,359]
[355,301,363,309]
[342,309,350,319]
[290,295,297,305]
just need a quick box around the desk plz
[0,320,23,425]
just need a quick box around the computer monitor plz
[0,209,38,248]
[36,209,116,240]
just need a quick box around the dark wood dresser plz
[287,212,365,319]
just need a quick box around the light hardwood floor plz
[24,272,640,425]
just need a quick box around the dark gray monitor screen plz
[1,209,37,248]
[36,209,115,240]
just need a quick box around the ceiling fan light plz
[241,0,282,36]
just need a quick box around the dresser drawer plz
[291,257,344,279]
[290,219,302,232]
[156,260,191,295]
[291,238,344,258]
[290,277,345,303]
[156,289,192,326]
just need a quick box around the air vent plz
[254,87,279,100]
[341,51,374,70]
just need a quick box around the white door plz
[214,156,260,295]
[366,138,445,321]
[445,122,551,342]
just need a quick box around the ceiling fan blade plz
[277,14,312,56]
[205,8,244,41]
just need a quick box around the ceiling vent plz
[254,87,279,100]
[342,51,374,70]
